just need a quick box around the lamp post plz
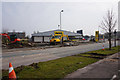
[58,25,60,30]
[60,10,63,30]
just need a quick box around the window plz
[52,36,61,39]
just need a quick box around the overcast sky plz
[2,0,119,36]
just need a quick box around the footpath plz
[65,53,120,79]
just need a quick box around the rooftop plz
[32,29,82,37]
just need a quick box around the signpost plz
[95,31,99,42]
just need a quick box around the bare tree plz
[99,10,117,50]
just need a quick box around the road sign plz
[95,31,99,42]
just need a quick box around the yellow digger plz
[50,31,69,44]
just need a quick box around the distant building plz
[8,31,25,39]
[77,30,83,36]
[31,29,82,42]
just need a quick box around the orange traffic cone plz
[9,63,16,79]
[102,44,104,51]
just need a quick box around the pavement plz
[65,52,120,79]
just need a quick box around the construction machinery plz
[0,33,21,48]
[50,31,69,44]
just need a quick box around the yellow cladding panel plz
[95,31,99,42]
[54,31,63,35]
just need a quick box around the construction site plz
[1,28,108,49]
[1,1,120,80]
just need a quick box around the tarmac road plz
[1,41,116,69]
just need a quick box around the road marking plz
[111,75,117,80]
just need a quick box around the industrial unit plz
[31,29,82,42]
[8,31,25,39]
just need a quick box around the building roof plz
[32,29,82,37]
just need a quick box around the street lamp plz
[60,10,64,30]
[58,25,60,30]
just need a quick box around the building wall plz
[8,32,25,39]
[33,36,50,42]
[33,35,82,42]
[34,36,43,42]
[44,37,50,42]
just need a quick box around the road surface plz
[1,41,116,69]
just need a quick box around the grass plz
[2,46,119,79]
[2,57,98,79]
[75,46,119,59]
[87,46,119,55]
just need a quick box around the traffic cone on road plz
[9,63,16,79]
[102,44,104,51]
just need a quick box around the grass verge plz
[2,46,119,79]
